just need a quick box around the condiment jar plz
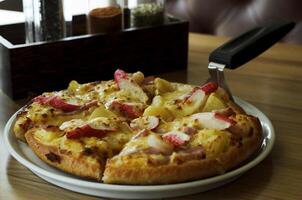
[126,0,165,28]
[87,0,123,34]
[23,0,72,43]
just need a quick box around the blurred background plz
[166,0,302,44]
[0,0,301,44]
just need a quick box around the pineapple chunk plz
[131,71,145,85]
[103,130,134,153]
[155,78,175,94]
[151,96,164,106]
[202,93,226,112]
[60,136,83,152]
[190,129,230,159]
[89,104,118,120]
[117,79,149,103]
[34,129,62,143]
[68,80,81,93]
[143,106,174,121]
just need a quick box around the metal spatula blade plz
[206,21,295,100]
[207,62,233,99]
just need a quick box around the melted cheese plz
[103,131,135,152]
[34,129,62,143]
[60,136,83,152]
[190,129,230,159]
[26,102,96,127]
[119,136,149,156]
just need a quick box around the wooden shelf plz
[0,16,189,99]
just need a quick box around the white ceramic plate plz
[4,97,275,199]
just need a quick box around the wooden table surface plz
[1,33,302,200]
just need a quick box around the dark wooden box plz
[0,16,188,99]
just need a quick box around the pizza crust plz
[25,129,103,181]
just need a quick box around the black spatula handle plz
[209,21,295,69]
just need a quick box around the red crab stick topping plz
[109,101,143,119]
[34,95,97,112]
[60,118,117,139]
[200,82,218,95]
[162,131,190,147]
[66,124,108,139]
[114,69,128,89]
[190,112,236,130]
[184,82,218,104]
[130,116,159,130]
[113,69,148,103]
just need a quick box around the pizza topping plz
[143,147,163,155]
[214,113,236,125]
[59,119,86,131]
[182,127,198,135]
[214,107,235,116]
[131,71,145,85]
[170,146,206,164]
[119,78,149,102]
[190,112,235,130]
[154,78,175,94]
[182,82,217,105]
[19,117,33,131]
[130,116,159,130]
[67,80,81,93]
[172,82,217,116]
[34,95,97,112]
[84,100,99,108]
[162,131,190,147]
[59,100,98,116]
[108,101,144,119]
[182,145,205,156]
[200,82,218,95]
[35,95,81,112]
[114,69,128,87]
[45,152,61,163]
[170,87,206,117]
[114,69,148,103]
[34,95,52,104]
[82,147,95,156]
[184,88,205,104]
[60,117,117,139]
[202,92,227,112]
[147,134,173,155]
[132,129,150,139]
[88,104,118,120]
[87,117,118,131]
[142,76,155,85]
[66,124,108,139]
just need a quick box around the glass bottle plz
[127,0,165,28]
[23,0,72,43]
[87,0,123,34]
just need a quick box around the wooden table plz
[1,33,302,200]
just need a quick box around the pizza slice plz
[25,112,135,180]
[103,112,262,184]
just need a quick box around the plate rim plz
[3,97,275,192]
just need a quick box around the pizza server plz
[207,21,295,100]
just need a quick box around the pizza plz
[13,69,262,184]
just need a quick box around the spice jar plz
[127,0,165,28]
[87,0,122,34]
[23,0,72,43]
